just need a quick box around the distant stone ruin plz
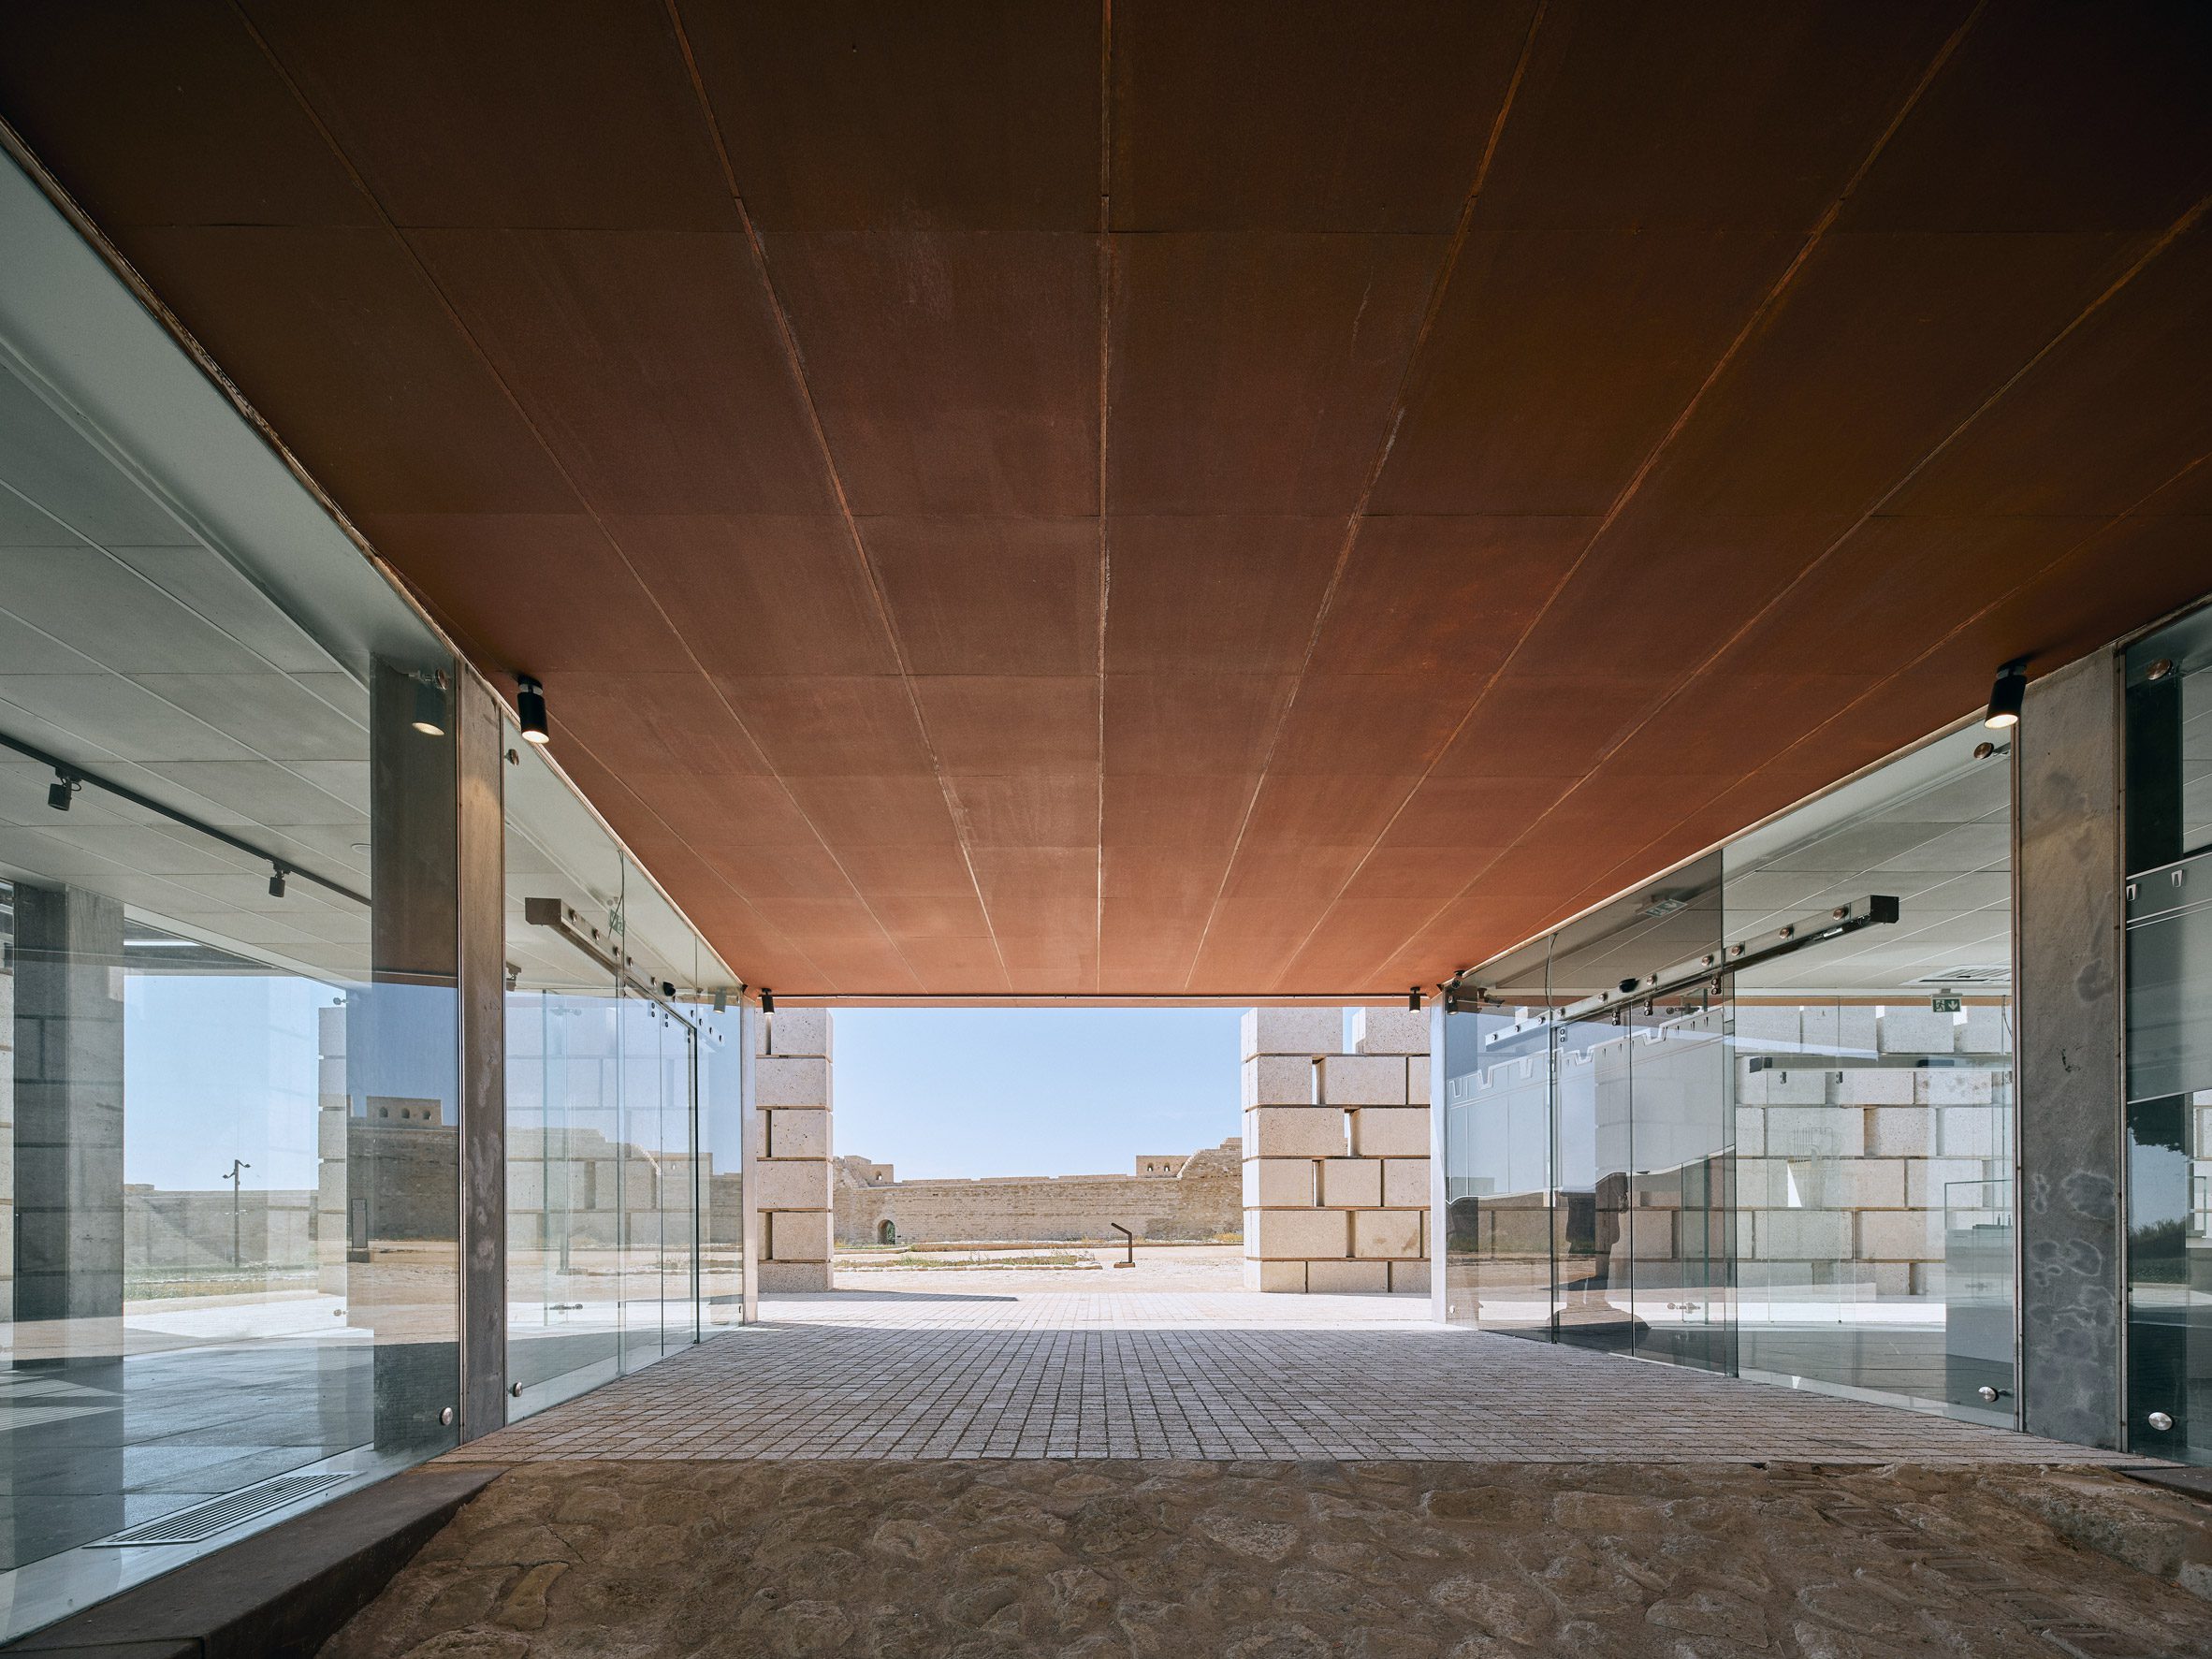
[832,1139,1242,1246]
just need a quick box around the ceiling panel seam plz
[1335,2,2000,988]
[223,0,859,991]
[665,0,1016,996]
[1171,0,1551,995]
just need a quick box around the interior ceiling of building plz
[2,4,2210,997]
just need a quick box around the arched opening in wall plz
[879,1219,897,1245]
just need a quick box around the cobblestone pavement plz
[327,1458,2212,1659]
[445,1273,2122,1465]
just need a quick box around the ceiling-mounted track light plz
[1984,657,2029,730]
[269,864,287,899]
[1407,986,1422,1012]
[517,675,550,744]
[411,672,447,737]
[48,768,80,811]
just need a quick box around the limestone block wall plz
[1735,1001,2011,1304]
[835,1139,1242,1245]
[755,1007,833,1293]
[1242,1007,1430,1294]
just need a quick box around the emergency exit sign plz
[1930,994,1963,1013]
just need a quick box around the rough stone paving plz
[332,1274,2212,1655]
[327,1459,2212,1658]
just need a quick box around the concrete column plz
[2016,648,2126,1449]
[10,883,126,1337]
[754,1007,833,1292]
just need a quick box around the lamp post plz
[222,1158,251,1269]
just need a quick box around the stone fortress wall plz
[834,1140,1242,1245]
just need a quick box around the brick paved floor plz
[448,1272,2132,1466]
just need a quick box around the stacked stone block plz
[1241,1007,1430,1294]
[754,1008,834,1293]
[1735,1001,2009,1302]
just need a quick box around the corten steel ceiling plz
[3,4,2211,998]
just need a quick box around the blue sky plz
[832,1007,1244,1179]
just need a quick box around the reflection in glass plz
[2124,610,2212,1464]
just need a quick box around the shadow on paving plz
[323,1459,2212,1658]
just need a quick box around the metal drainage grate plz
[90,1472,355,1547]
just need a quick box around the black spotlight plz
[411,674,446,737]
[47,769,78,811]
[660,980,676,998]
[759,988,775,1014]
[1406,986,1422,1012]
[517,675,550,745]
[269,865,288,899]
[1985,657,2029,730]
[1441,980,1461,1014]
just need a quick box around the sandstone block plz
[1801,1004,1878,1055]
[1856,1208,1941,1262]
[1406,1056,1431,1105]
[1754,1208,1851,1260]
[1824,1157,1906,1210]
[1246,1105,1348,1157]
[752,1159,832,1210]
[1759,1066,1830,1105]
[1763,1106,1863,1158]
[758,1259,831,1292]
[757,1055,830,1107]
[767,1108,830,1159]
[1389,1259,1432,1295]
[1306,1259,1390,1293]
[1878,1011,1954,1055]
[1246,1157,1317,1207]
[1836,1066,1914,1105]
[756,1007,830,1058]
[1867,1106,1930,1157]
[1247,1207,1349,1260]
[1242,1007,1341,1059]
[1916,1068,1995,1106]
[1319,1157,1381,1209]
[1317,1054,1406,1106]
[1349,1106,1428,1157]
[1734,1006,1800,1046]
[767,1208,833,1262]
[1937,1105,2002,1157]
[1243,1054,1319,1108]
[1352,1209,1422,1259]
[1734,1107,1765,1157]
[1244,1258,1308,1292]
[1957,1005,2007,1054]
[1909,1157,1993,1210]
[1350,1008,1428,1055]
[1382,1157,1430,1209]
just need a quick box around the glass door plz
[1624,989,1735,1374]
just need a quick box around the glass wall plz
[501,744,745,1420]
[0,362,463,1633]
[2122,608,2212,1466]
[1443,725,2016,1425]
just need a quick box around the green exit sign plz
[1930,995,1963,1013]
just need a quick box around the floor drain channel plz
[89,1472,355,1546]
